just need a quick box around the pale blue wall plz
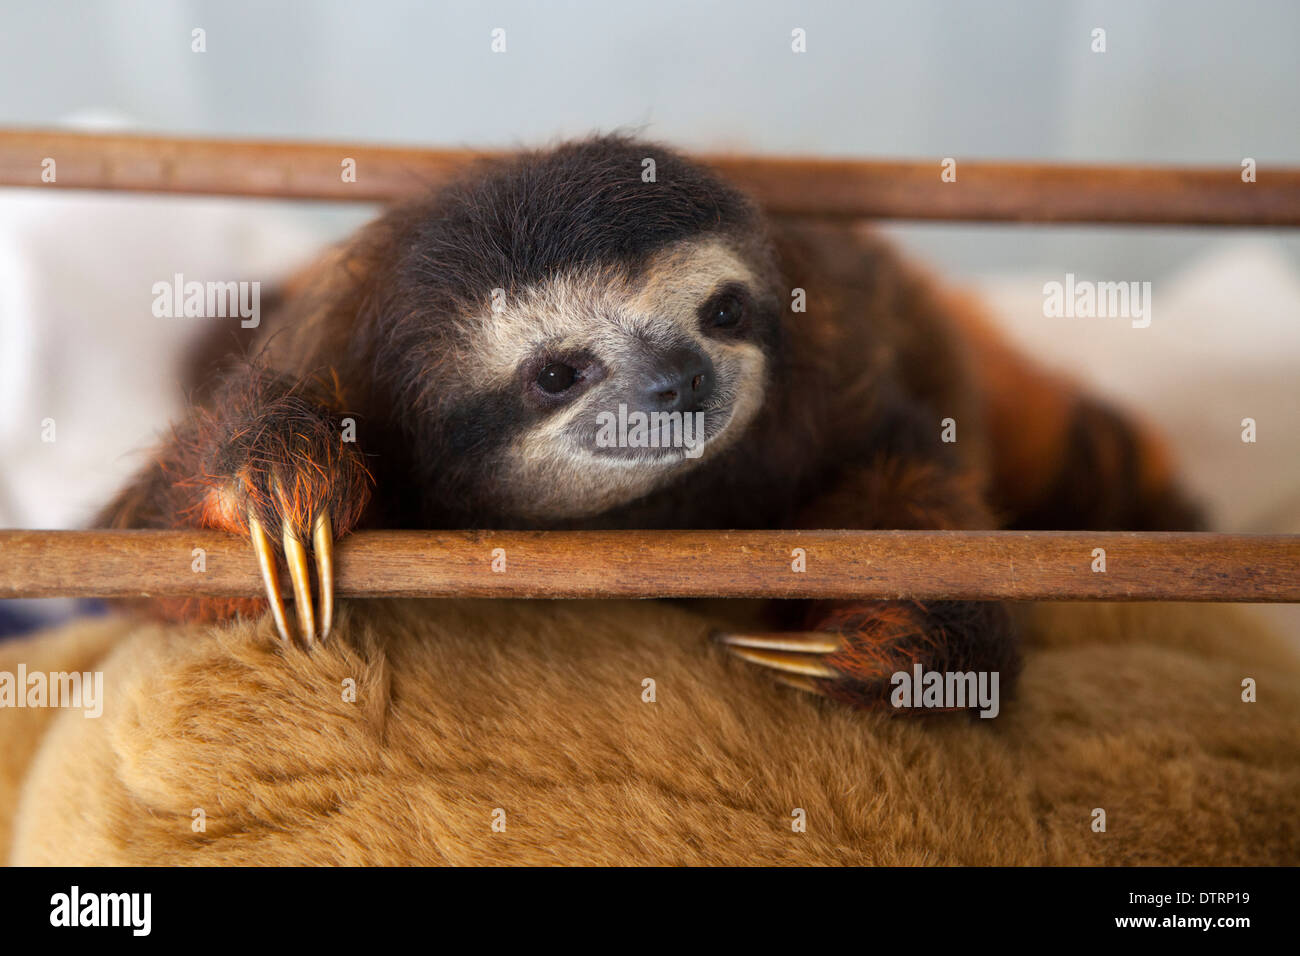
[1,0,1297,277]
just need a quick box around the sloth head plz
[367,135,785,522]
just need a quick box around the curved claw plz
[247,486,337,648]
[282,522,316,648]
[716,631,844,654]
[721,644,841,679]
[313,512,334,642]
[249,513,292,644]
[717,630,846,692]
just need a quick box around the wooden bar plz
[0,530,1296,602]
[1,129,1297,226]
[1,135,1296,606]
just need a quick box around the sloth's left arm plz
[97,363,373,644]
[717,454,1021,714]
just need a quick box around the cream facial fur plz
[453,237,771,519]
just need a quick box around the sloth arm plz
[98,362,373,645]
[717,230,1198,710]
[705,222,1015,711]
[717,428,1021,713]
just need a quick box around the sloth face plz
[375,135,779,523]
[446,237,778,519]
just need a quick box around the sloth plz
[101,135,1200,712]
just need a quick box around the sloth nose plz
[638,347,715,413]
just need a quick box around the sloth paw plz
[717,600,1017,714]
[194,403,372,648]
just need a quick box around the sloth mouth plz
[577,401,736,465]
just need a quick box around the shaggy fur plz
[97,135,1202,710]
[3,600,1296,866]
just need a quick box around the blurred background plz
[1,0,1298,634]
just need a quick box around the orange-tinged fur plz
[941,289,1076,516]
[943,287,1195,530]
[99,140,1201,711]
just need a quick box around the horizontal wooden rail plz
[1,530,1297,602]
[1,129,1297,225]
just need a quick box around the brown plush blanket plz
[2,599,1297,865]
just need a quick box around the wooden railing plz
[1,530,1297,602]
[1,129,1297,602]
[1,129,1297,224]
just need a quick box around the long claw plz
[313,513,334,642]
[249,513,291,644]
[716,631,844,654]
[724,645,840,679]
[282,522,316,647]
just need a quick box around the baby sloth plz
[102,135,1200,712]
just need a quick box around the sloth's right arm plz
[99,363,372,646]
[716,454,1021,715]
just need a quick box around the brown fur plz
[104,140,1196,538]
[97,137,1202,710]
[3,600,1296,865]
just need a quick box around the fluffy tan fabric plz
[2,599,1297,865]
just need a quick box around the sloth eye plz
[536,363,578,393]
[702,290,747,331]
[526,352,605,405]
